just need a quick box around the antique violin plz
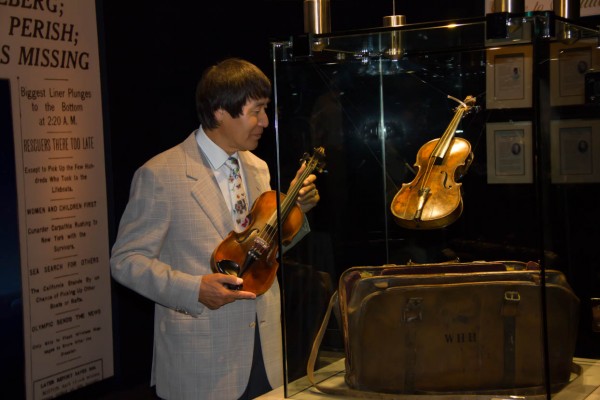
[390,95,476,230]
[211,147,326,295]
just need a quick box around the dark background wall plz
[106,0,480,383]
[97,2,488,397]
[101,0,485,220]
[5,1,599,398]
[99,1,600,398]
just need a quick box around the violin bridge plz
[414,187,431,221]
[239,236,271,277]
[251,237,270,257]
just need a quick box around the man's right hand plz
[198,273,256,310]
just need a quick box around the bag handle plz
[307,291,581,400]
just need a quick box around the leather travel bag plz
[308,261,580,398]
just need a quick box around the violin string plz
[257,167,313,253]
[257,156,318,250]
[420,159,435,191]
[418,103,467,192]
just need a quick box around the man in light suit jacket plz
[110,58,319,400]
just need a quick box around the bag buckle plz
[502,291,521,317]
[504,291,521,302]
[403,297,423,322]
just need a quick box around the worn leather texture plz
[338,262,580,394]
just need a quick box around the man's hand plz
[198,273,256,310]
[290,162,320,213]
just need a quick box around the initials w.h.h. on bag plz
[308,261,580,398]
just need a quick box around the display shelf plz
[258,358,600,399]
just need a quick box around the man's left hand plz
[290,163,320,213]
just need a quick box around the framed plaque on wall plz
[486,45,533,109]
[551,119,600,183]
[486,121,533,184]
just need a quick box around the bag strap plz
[307,291,582,400]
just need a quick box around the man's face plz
[217,98,270,154]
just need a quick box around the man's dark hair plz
[196,58,271,130]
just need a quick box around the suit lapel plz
[182,133,233,239]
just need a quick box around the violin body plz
[211,147,325,295]
[211,191,304,295]
[390,95,476,230]
[391,137,472,229]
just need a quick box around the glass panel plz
[273,15,600,399]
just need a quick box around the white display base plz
[258,358,600,399]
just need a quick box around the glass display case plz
[270,12,600,399]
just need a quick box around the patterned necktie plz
[225,156,249,231]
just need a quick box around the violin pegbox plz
[449,95,477,115]
[300,146,327,174]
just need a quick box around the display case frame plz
[269,13,600,399]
